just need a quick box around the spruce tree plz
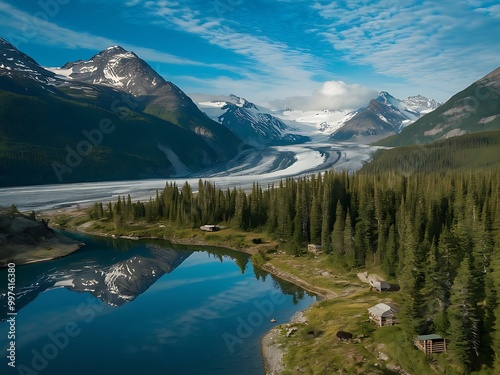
[449,256,481,371]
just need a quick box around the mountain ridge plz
[0,38,243,187]
[330,91,440,142]
[376,65,500,147]
[192,93,312,147]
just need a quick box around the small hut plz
[414,334,447,354]
[368,303,398,327]
[200,225,219,232]
[370,280,391,292]
[307,244,322,254]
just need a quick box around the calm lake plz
[0,232,315,375]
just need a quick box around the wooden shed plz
[370,280,391,292]
[368,303,398,327]
[307,244,322,254]
[200,225,219,232]
[414,334,447,354]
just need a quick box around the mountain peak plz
[54,45,165,96]
[105,45,126,52]
[228,94,258,110]
[97,45,136,59]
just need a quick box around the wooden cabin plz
[368,303,398,327]
[200,225,219,232]
[307,244,322,254]
[370,280,391,292]
[414,334,447,354]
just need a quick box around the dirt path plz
[262,263,338,300]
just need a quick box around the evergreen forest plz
[88,168,500,374]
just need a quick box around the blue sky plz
[0,0,499,109]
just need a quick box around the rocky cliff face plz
[0,206,82,267]
[0,206,53,247]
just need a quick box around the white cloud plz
[313,0,500,101]
[141,1,326,102]
[270,80,378,111]
[477,4,500,18]
[0,1,232,70]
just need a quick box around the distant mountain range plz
[1,35,498,187]
[191,91,440,145]
[377,67,500,146]
[329,92,440,142]
[273,93,439,141]
[191,94,311,147]
[0,38,242,186]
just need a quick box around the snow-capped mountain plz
[48,46,163,97]
[330,92,441,142]
[0,37,57,85]
[192,94,311,147]
[0,37,242,186]
[403,95,440,115]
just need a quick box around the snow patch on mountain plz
[329,92,441,142]
[53,46,166,97]
[403,95,440,114]
[191,93,312,146]
[277,108,357,134]
[46,67,74,79]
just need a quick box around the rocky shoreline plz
[261,326,284,375]
[0,207,84,267]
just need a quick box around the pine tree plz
[320,181,332,253]
[309,176,322,245]
[331,200,344,258]
[343,208,355,268]
[293,180,307,244]
[233,189,248,229]
[381,224,398,276]
[421,242,448,332]
[449,256,481,371]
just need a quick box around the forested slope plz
[362,130,500,174]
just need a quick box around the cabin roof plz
[370,280,390,286]
[368,303,397,317]
[416,334,443,341]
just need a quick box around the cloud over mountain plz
[271,80,378,111]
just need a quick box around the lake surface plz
[0,232,315,375]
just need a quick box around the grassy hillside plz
[361,130,500,174]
